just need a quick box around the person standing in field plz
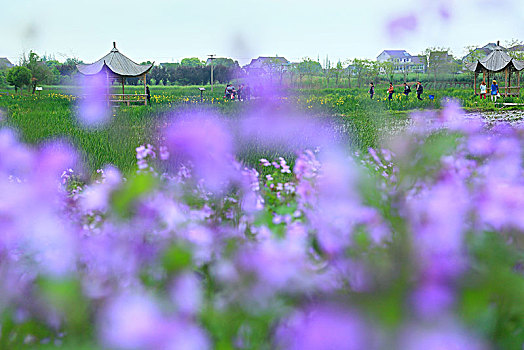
[479,81,487,99]
[387,83,394,101]
[237,84,244,101]
[491,80,499,102]
[145,86,151,105]
[416,81,424,100]
[369,82,375,100]
[403,82,411,97]
[245,84,251,101]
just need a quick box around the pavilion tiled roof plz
[77,43,153,77]
[467,46,524,73]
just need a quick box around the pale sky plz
[1,0,524,66]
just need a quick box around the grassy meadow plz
[1,83,521,176]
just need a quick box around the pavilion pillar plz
[106,70,110,107]
[508,70,512,96]
[122,77,129,106]
[143,73,147,106]
[505,67,509,97]
[474,72,477,95]
[518,71,521,96]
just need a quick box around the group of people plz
[225,84,251,101]
[369,82,424,101]
[479,80,500,101]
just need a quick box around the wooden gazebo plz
[467,45,524,97]
[77,42,153,105]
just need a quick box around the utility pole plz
[208,54,216,92]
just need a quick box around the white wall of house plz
[377,52,391,62]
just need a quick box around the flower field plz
[2,86,524,349]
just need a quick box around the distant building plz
[376,50,426,73]
[462,43,499,63]
[244,56,290,75]
[377,50,412,64]
[0,57,14,70]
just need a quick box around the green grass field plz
[0,84,519,177]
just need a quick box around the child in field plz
[491,80,499,102]
[369,82,375,99]
[479,81,487,99]
[145,86,151,105]
[387,83,394,101]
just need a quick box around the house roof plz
[245,56,289,69]
[509,45,524,52]
[466,47,524,73]
[411,56,425,64]
[77,43,153,77]
[0,57,14,69]
[380,50,411,59]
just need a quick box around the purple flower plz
[165,113,237,192]
[387,14,418,40]
[399,321,488,350]
[99,293,210,350]
[276,304,375,350]
[170,272,203,316]
[76,73,110,127]
[410,282,455,319]
[407,176,469,281]
[159,146,169,160]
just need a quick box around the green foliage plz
[6,66,32,91]
[0,71,7,88]
[180,57,204,67]
[22,51,53,93]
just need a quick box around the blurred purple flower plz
[165,113,237,192]
[399,321,488,350]
[80,166,122,212]
[99,293,210,350]
[76,73,110,127]
[411,282,455,319]
[170,272,203,316]
[276,304,375,350]
[407,175,469,281]
[387,14,418,39]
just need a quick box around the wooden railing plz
[424,81,472,89]
[109,94,148,106]
[475,86,522,96]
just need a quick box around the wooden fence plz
[423,81,472,89]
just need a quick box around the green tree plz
[379,61,395,83]
[22,51,53,93]
[351,59,373,88]
[209,58,239,68]
[505,39,524,60]
[333,61,344,87]
[180,58,204,67]
[423,48,455,83]
[0,71,6,88]
[296,58,322,87]
[263,57,288,85]
[6,66,32,92]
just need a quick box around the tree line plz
[0,54,241,93]
[2,40,524,92]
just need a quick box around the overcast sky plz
[1,0,524,66]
